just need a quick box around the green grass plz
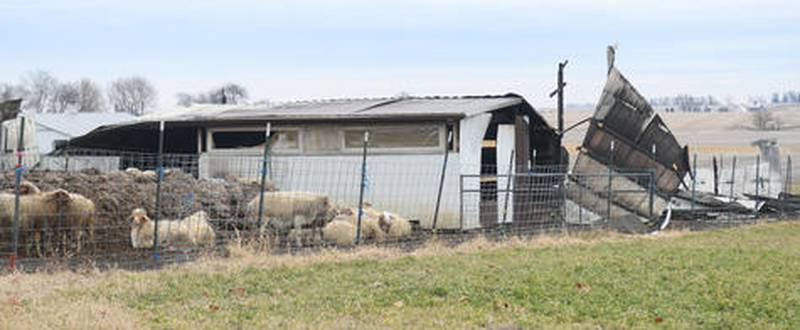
[7,222,800,329]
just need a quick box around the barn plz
[64,94,565,230]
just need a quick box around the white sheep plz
[326,208,385,243]
[322,219,356,246]
[381,211,413,238]
[0,188,95,255]
[128,208,216,249]
[246,191,334,244]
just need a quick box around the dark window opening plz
[212,130,298,150]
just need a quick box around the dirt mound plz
[1,169,269,255]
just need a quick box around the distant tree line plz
[176,83,249,107]
[1,71,256,116]
[770,91,800,104]
[649,94,720,112]
[0,70,158,116]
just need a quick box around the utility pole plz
[549,60,569,166]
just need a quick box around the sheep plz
[0,189,95,255]
[128,208,216,249]
[18,181,41,195]
[245,192,334,245]
[124,167,142,176]
[322,219,356,246]
[380,211,413,238]
[124,167,159,182]
[328,208,385,243]
[2,181,40,195]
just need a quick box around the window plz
[344,125,441,150]
[211,130,299,151]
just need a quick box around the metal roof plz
[33,112,136,137]
[127,94,525,125]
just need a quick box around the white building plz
[66,95,563,230]
[32,113,135,154]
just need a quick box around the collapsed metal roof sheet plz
[569,62,690,231]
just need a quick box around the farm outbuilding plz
[63,94,564,230]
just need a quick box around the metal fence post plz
[64,137,71,172]
[0,125,6,171]
[355,131,369,244]
[10,117,25,269]
[458,175,464,231]
[152,121,165,262]
[729,156,737,222]
[712,156,719,196]
[691,154,697,216]
[782,155,791,219]
[650,144,656,225]
[607,140,614,223]
[501,150,515,224]
[256,123,271,232]
[432,128,453,231]
[755,154,761,201]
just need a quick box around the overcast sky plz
[1,0,798,109]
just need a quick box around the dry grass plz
[10,224,800,329]
[0,228,689,329]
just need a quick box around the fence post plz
[691,154,697,216]
[152,121,165,262]
[458,175,464,231]
[607,140,614,223]
[10,117,25,269]
[256,123,271,232]
[501,150,515,224]
[64,137,71,172]
[729,156,737,222]
[782,155,791,219]
[432,128,453,231]
[355,131,369,244]
[650,144,656,225]
[0,125,5,171]
[755,154,761,202]
[577,174,583,224]
[712,156,719,196]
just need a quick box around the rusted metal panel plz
[592,68,654,142]
[581,121,682,194]
[571,152,668,218]
[636,115,690,176]
[566,183,648,224]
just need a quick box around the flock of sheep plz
[0,170,414,257]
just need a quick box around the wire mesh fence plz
[0,142,797,271]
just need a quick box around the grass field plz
[2,223,800,329]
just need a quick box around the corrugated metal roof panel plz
[130,95,523,124]
[33,113,136,137]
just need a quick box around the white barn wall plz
[496,124,515,224]
[459,113,492,229]
[197,112,495,230]
[200,152,464,229]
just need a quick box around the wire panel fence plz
[0,144,797,271]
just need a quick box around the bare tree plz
[53,81,80,113]
[21,70,58,113]
[752,109,780,131]
[176,92,194,107]
[108,76,157,116]
[176,83,248,106]
[77,79,106,112]
[0,83,26,102]
[214,83,248,105]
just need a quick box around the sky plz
[0,0,798,110]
